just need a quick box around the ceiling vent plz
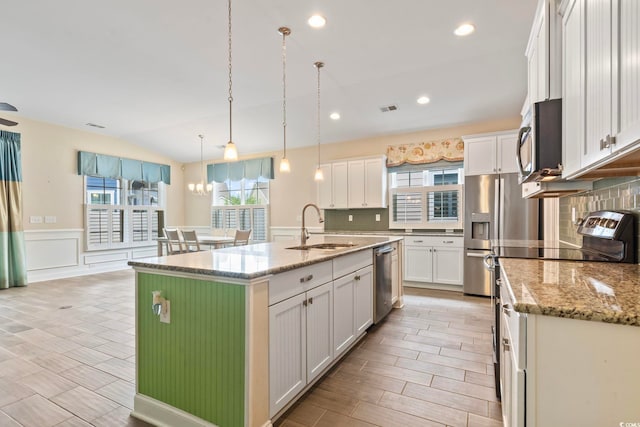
[380,104,398,113]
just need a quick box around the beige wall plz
[14,116,184,230]
[184,116,521,228]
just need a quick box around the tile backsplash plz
[324,208,390,232]
[559,177,640,263]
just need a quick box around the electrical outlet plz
[45,216,57,224]
[160,300,171,324]
[375,214,381,222]
[348,215,353,222]
[571,207,576,224]
[30,216,43,224]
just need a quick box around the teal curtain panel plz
[0,130,27,288]
[77,151,171,185]
[207,157,274,183]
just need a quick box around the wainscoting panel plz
[25,229,81,271]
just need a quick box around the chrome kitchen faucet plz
[300,203,324,246]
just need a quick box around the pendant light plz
[223,0,239,161]
[188,135,213,195]
[314,61,325,181]
[278,26,291,173]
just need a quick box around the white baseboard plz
[403,281,463,293]
[132,394,218,427]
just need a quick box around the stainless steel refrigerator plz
[463,173,540,296]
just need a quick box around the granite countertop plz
[128,235,401,280]
[491,239,579,249]
[500,257,640,326]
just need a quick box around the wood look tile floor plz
[0,270,501,427]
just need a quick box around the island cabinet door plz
[354,265,374,336]
[269,293,307,417]
[306,282,334,383]
[333,274,356,357]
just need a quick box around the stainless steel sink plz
[286,243,357,250]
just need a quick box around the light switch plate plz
[30,216,43,224]
[45,216,57,224]
[160,300,171,324]
[375,214,381,222]
[348,215,353,222]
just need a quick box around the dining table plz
[156,235,235,256]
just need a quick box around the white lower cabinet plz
[269,250,375,417]
[403,236,463,286]
[354,266,373,336]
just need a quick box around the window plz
[85,176,164,250]
[211,178,269,242]
[389,164,463,229]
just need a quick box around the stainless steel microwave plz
[516,99,563,184]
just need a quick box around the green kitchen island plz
[128,235,401,427]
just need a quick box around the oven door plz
[483,253,501,400]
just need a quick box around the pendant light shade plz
[224,0,239,162]
[314,61,324,181]
[188,135,213,196]
[279,26,292,173]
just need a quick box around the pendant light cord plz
[228,0,233,144]
[200,135,205,185]
[315,62,323,167]
[282,30,287,159]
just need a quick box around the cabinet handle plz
[433,248,437,252]
[303,300,308,307]
[599,138,605,150]
[414,240,424,243]
[502,337,511,352]
[428,248,432,252]
[498,168,501,172]
[300,274,314,283]
[442,240,454,244]
[355,275,361,281]
[496,278,503,287]
[308,297,313,305]
[606,134,615,147]
[503,304,512,316]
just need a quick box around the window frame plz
[388,166,464,230]
[84,176,165,251]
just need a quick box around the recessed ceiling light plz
[308,15,326,28]
[454,23,475,36]
[417,96,430,105]
[330,112,340,120]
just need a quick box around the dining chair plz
[163,228,184,255]
[233,229,252,246]
[181,230,202,252]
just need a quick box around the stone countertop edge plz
[499,258,640,327]
[128,236,403,281]
[314,230,463,237]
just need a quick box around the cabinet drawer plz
[333,250,372,279]
[405,236,462,247]
[269,261,333,306]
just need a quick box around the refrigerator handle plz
[499,177,505,242]
[493,178,499,241]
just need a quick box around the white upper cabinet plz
[319,156,387,209]
[317,162,348,209]
[348,157,387,208]
[561,0,640,178]
[463,131,519,176]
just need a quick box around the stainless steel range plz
[485,210,637,399]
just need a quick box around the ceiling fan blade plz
[0,103,17,112]
[0,117,18,126]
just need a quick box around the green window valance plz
[207,157,274,183]
[77,151,171,185]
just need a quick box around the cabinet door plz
[332,162,349,209]
[615,0,640,151]
[333,275,355,356]
[306,282,334,382]
[583,0,613,166]
[497,134,518,174]
[269,293,307,416]
[403,246,433,282]
[432,246,463,285]
[464,137,497,175]
[562,0,585,177]
[317,164,333,209]
[347,160,365,208]
[354,265,373,336]
[391,252,399,304]
[364,158,386,208]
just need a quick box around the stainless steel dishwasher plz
[374,245,393,323]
